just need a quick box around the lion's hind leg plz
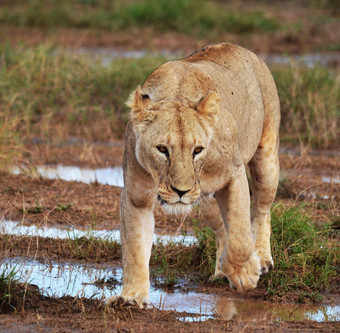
[248,131,279,274]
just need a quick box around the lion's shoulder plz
[184,42,250,65]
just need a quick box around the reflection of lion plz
[107,43,280,306]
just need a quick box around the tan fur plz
[105,43,280,307]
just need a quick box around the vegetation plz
[0,44,165,168]
[0,49,338,172]
[0,266,36,313]
[0,44,338,172]
[150,225,216,288]
[272,65,340,148]
[0,0,280,36]
[262,204,339,300]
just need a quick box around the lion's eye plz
[157,145,169,157]
[193,146,204,157]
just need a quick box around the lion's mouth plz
[157,194,191,206]
[157,195,193,215]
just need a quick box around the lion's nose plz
[170,186,190,198]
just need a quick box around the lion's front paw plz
[104,293,151,309]
[222,252,261,293]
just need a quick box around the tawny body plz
[106,43,280,307]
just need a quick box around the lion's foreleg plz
[201,195,227,279]
[215,165,261,292]
[106,189,154,307]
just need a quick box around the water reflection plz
[0,258,339,322]
[214,298,340,322]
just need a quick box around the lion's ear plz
[126,85,150,110]
[195,91,219,124]
[126,85,156,132]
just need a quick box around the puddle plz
[0,220,198,246]
[322,177,340,185]
[67,47,340,69]
[67,47,181,67]
[261,53,340,68]
[1,258,339,322]
[14,164,340,193]
[11,165,124,188]
[279,146,340,157]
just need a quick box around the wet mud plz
[1,142,339,331]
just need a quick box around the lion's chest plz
[200,173,230,193]
[200,159,234,193]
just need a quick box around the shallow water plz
[262,53,340,68]
[67,47,182,67]
[68,47,340,68]
[1,258,339,322]
[322,176,340,185]
[11,165,124,187]
[0,220,198,246]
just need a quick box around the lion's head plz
[127,85,219,214]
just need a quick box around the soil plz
[0,296,338,332]
[0,140,339,331]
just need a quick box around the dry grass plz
[273,65,340,148]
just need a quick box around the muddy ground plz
[1,142,339,232]
[1,6,340,329]
[0,140,339,332]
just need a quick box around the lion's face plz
[127,86,219,214]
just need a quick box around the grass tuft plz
[0,266,38,313]
[261,204,339,299]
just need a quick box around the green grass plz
[0,266,33,312]
[0,0,280,37]
[67,233,121,260]
[262,204,339,300]
[0,267,18,312]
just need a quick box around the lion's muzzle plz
[157,183,201,214]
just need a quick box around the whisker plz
[174,208,191,237]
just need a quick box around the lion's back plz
[184,43,280,162]
[184,43,248,66]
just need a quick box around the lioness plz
[110,43,280,306]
